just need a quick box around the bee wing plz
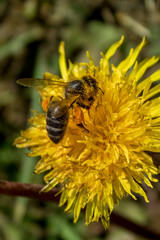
[17,78,67,89]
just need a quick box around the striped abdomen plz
[46,100,69,144]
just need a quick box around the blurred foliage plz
[0,0,160,239]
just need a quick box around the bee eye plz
[88,96,94,101]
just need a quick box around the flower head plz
[15,36,160,229]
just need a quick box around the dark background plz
[0,0,160,239]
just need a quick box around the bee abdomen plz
[46,114,68,144]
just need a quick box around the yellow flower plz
[14,36,160,229]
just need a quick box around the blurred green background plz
[0,0,160,239]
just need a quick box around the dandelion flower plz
[14,36,160,229]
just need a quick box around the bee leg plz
[58,95,63,100]
[98,86,104,95]
[88,109,92,119]
[76,122,89,133]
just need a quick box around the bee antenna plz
[98,87,104,95]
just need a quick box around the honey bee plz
[17,75,98,144]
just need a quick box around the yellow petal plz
[143,83,160,101]
[135,56,159,82]
[74,189,85,223]
[117,37,147,73]
[137,68,160,96]
[59,41,68,80]
[41,178,59,192]
[105,36,124,60]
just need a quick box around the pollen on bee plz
[72,106,84,125]
[42,97,50,112]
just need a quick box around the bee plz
[17,75,98,144]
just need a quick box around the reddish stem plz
[0,180,160,239]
